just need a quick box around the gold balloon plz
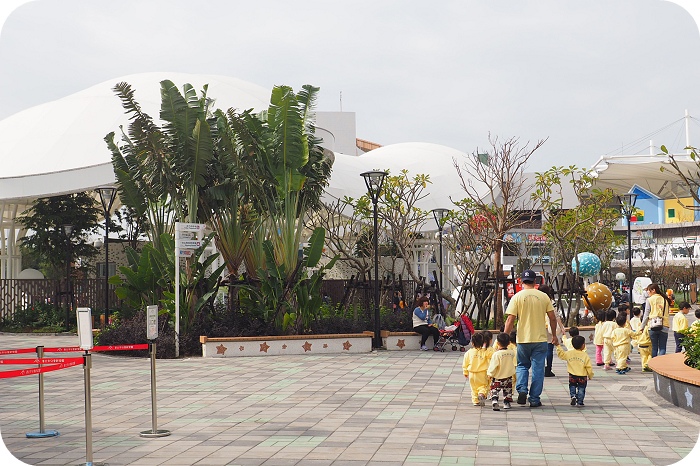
[585,282,613,311]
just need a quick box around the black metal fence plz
[1,279,117,320]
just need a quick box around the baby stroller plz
[435,313,474,352]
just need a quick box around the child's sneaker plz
[478,394,486,407]
[492,399,500,411]
[570,397,577,406]
[623,367,631,373]
[577,402,585,407]
[420,345,429,351]
[604,365,612,371]
[503,401,511,410]
[642,366,653,372]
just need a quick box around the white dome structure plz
[327,142,487,222]
[17,268,44,279]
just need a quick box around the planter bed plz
[200,333,373,357]
[647,352,700,414]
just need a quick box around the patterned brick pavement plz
[1,333,698,465]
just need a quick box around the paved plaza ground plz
[1,333,699,466]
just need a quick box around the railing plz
[0,279,117,320]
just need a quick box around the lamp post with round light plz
[618,193,638,292]
[97,187,117,327]
[361,170,388,349]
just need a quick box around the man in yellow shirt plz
[673,302,691,353]
[504,270,559,408]
[555,335,593,406]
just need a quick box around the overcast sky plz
[1,0,700,175]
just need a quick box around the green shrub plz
[0,303,72,332]
[680,328,700,370]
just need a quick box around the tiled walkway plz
[0,333,698,466]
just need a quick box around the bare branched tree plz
[452,134,546,327]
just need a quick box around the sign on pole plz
[173,222,206,358]
[76,308,93,351]
[146,305,158,340]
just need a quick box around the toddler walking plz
[593,311,605,366]
[673,302,691,353]
[562,326,579,350]
[612,313,639,374]
[638,325,652,372]
[555,335,593,406]
[463,333,491,406]
[602,309,617,370]
[486,332,516,411]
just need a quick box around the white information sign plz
[146,305,158,340]
[178,249,194,257]
[175,222,206,232]
[177,240,202,249]
[76,307,94,350]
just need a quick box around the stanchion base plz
[26,430,60,438]
[139,429,171,438]
[75,462,107,466]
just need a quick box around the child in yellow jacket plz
[555,335,593,406]
[673,302,691,353]
[612,313,640,374]
[602,309,617,370]
[638,325,653,371]
[486,332,516,411]
[463,332,491,406]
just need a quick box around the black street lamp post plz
[431,208,449,293]
[361,170,388,349]
[61,224,74,331]
[618,193,638,292]
[97,187,117,328]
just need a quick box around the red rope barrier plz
[92,344,149,352]
[0,360,81,379]
[43,346,83,353]
[0,357,84,365]
[43,344,149,353]
[0,348,38,356]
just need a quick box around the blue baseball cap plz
[521,269,537,283]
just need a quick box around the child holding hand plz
[486,332,516,411]
[555,335,593,407]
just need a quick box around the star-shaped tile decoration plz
[323,343,328,348]
[216,344,227,355]
[282,344,287,349]
[260,342,270,353]
[302,341,312,352]
[239,345,245,351]
[343,340,352,351]
[396,339,406,349]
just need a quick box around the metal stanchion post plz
[140,341,170,438]
[77,352,106,466]
[26,346,59,438]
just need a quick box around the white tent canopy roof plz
[0,72,271,202]
[591,154,700,198]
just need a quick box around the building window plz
[97,262,116,278]
[668,208,676,218]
